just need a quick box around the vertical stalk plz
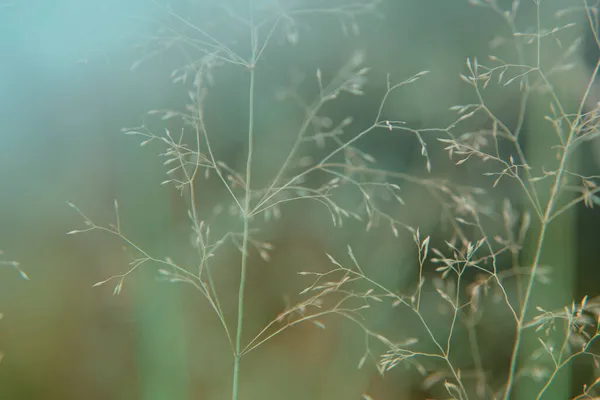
[505,2,584,398]
[505,107,578,400]
[232,2,256,399]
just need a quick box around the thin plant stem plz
[232,2,256,399]
[503,130,576,400]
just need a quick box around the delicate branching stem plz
[66,2,600,399]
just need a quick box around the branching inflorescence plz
[68,0,600,399]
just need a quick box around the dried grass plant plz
[68,0,600,399]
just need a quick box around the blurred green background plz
[1,0,600,399]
